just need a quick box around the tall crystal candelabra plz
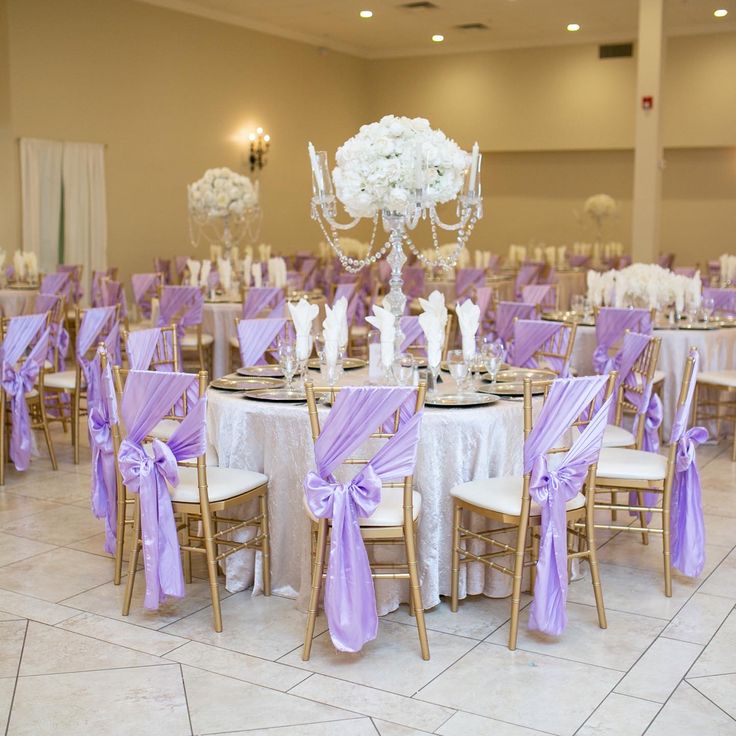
[307,120,483,349]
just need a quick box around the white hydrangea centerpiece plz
[584,193,618,220]
[331,115,470,219]
[188,167,258,220]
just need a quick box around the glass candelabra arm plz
[427,203,475,232]
[311,197,363,231]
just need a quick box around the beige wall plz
[0,0,15,251]
[6,0,368,281]
[3,0,735,276]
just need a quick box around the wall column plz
[631,0,665,263]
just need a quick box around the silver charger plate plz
[307,357,367,371]
[440,361,510,373]
[242,388,307,402]
[425,393,500,408]
[492,368,556,383]
[678,322,720,331]
[211,376,284,391]
[237,365,285,378]
[479,382,546,397]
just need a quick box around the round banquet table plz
[0,288,38,317]
[202,301,241,379]
[570,323,736,434]
[206,368,528,613]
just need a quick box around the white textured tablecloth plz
[0,288,38,317]
[202,301,241,379]
[571,324,736,433]
[206,369,527,613]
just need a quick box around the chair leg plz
[200,506,223,632]
[39,399,58,471]
[637,491,650,546]
[586,508,607,629]
[113,486,126,586]
[122,498,142,616]
[530,528,540,595]
[611,490,618,521]
[303,519,328,661]
[450,501,461,613]
[405,522,430,661]
[259,492,271,596]
[662,487,673,598]
[72,389,80,465]
[508,500,531,651]
[181,513,192,585]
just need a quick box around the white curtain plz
[62,142,107,295]
[20,138,63,274]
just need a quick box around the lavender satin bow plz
[527,453,588,636]
[629,391,663,521]
[89,405,117,555]
[118,438,185,610]
[305,464,382,652]
[671,426,708,578]
[2,361,39,471]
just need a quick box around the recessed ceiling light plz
[714,8,728,17]
[359,9,373,18]
[566,22,581,32]
[432,34,445,42]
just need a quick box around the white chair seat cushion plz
[171,465,268,503]
[698,370,736,388]
[303,486,421,527]
[148,419,180,441]
[450,476,585,517]
[602,424,636,448]
[180,332,214,347]
[652,370,666,386]
[597,448,667,481]
[44,370,76,390]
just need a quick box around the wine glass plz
[278,342,298,391]
[571,294,584,318]
[392,353,416,387]
[319,356,343,387]
[702,296,715,323]
[482,341,505,386]
[447,349,469,394]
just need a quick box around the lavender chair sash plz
[1,315,50,471]
[39,272,70,296]
[34,294,69,371]
[522,284,554,308]
[154,258,171,283]
[156,287,203,340]
[91,271,106,307]
[403,267,425,300]
[668,349,707,578]
[100,281,127,317]
[399,316,426,353]
[476,287,493,323]
[703,287,736,316]
[126,327,165,370]
[237,318,286,366]
[568,254,591,268]
[300,258,318,291]
[495,302,537,344]
[117,371,206,609]
[515,262,542,297]
[593,308,652,374]
[243,287,283,319]
[88,345,119,554]
[658,254,675,269]
[57,265,83,303]
[511,320,571,376]
[524,375,611,635]
[455,269,485,300]
[304,386,423,653]
[175,256,189,281]
[131,273,159,319]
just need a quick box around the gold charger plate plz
[307,357,367,371]
[678,322,720,331]
[237,365,285,378]
[478,382,546,397]
[211,376,284,391]
[242,388,307,402]
[425,393,500,408]
[440,361,509,373]
[492,368,556,383]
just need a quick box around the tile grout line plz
[177,662,195,736]
[4,618,28,736]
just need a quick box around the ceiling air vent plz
[455,22,489,31]
[599,43,634,59]
[399,2,439,10]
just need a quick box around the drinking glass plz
[278,343,298,390]
[447,349,469,394]
[571,294,585,317]
[702,296,715,323]
[392,353,416,387]
[319,356,343,387]
[582,298,593,321]
[482,341,505,385]
[313,332,325,361]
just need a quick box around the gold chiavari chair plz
[591,352,698,597]
[449,373,615,650]
[509,320,577,377]
[302,379,430,660]
[0,313,58,484]
[693,372,736,461]
[45,305,120,464]
[116,369,271,631]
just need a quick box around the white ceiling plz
[139,0,736,58]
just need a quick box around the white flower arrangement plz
[188,167,258,220]
[587,263,701,311]
[584,194,618,221]
[332,115,470,219]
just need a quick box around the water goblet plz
[319,357,343,387]
[570,294,585,317]
[278,343,298,391]
[392,353,416,387]
[447,349,469,394]
[702,297,715,323]
[482,341,505,386]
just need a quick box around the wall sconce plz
[243,127,270,174]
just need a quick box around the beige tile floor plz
[0,426,734,735]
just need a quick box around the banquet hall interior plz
[0,0,735,734]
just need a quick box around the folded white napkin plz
[456,299,480,361]
[231,246,240,265]
[209,244,222,262]
[278,258,288,288]
[187,258,200,287]
[217,257,232,292]
[419,310,443,370]
[365,304,395,369]
[245,245,253,261]
[13,250,25,280]
[322,303,343,366]
[483,252,491,268]
[241,256,252,286]
[24,252,38,279]
[0,249,6,271]
[418,290,448,332]
[199,260,212,290]
[331,296,349,349]
[474,251,482,269]
[288,297,319,360]
[252,263,262,289]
